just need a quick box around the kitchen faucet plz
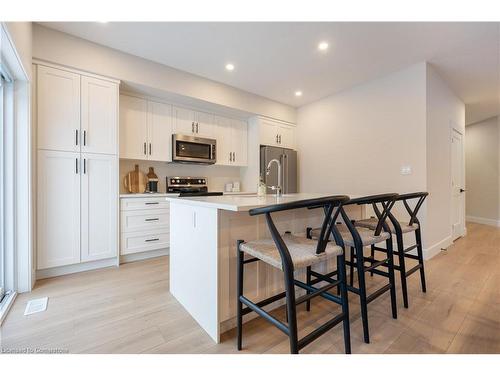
[266,158,282,197]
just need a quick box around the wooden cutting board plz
[124,164,147,193]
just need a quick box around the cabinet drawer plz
[120,230,170,255]
[121,209,169,233]
[120,197,170,211]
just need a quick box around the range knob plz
[198,179,202,183]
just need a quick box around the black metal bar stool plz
[306,193,399,344]
[236,195,351,354]
[355,192,428,308]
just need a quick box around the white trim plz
[466,215,500,227]
[36,258,117,280]
[424,235,453,260]
[0,291,16,326]
[119,248,169,264]
[32,59,120,84]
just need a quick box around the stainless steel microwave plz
[172,134,217,164]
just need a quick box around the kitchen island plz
[166,193,363,342]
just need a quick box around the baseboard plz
[120,248,169,264]
[0,292,17,326]
[36,257,118,280]
[424,235,453,260]
[466,215,500,227]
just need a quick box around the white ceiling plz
[40,22,500,123]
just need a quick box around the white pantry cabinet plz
[259,118,296,149]
[37,150,81,269]
[37,65,81,152]
[120,95,172,162]
[81,76,119,155]
[215,116,248,166]
[81,153,118,262]
[172,106,215,138]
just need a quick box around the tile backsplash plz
[119,159,247,194]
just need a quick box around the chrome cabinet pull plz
[276,134,279,144]
[196,122,199,133]
[76,129,79,146]
[278,134,282,144]
[145,218,159,222]
[83,158,86,174]
[75,158,78,174]
[233,152,236,162]
[149,143,152,155]
[83,130,87,146]
[145,238,159,242]
[192,122,195,133]
[144,142,147,155]
[145,202,159,205]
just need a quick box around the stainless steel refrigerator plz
[260,145,298,194]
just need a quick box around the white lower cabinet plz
[37,150,118,270]
[120,197,170,256]
[81,153,118,262]
[37,150,81,269]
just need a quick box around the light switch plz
[401,165,412,175]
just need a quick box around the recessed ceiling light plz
[295,91,303,97]
[225,63,235,71]
[318,41,329,51]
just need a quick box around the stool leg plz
[236,240,244,351]
[415,228,427,293]
[370,245,375,277]
[283,268,299,354]
[337,253,351,354]
[306,266,312,311]
[396,234,409,308]
[355,244,370,344]
[386,239,398,319]
[349,247,355,286]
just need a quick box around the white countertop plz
[120,193,179,198]
[165,193,350,212]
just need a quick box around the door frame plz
[450,123,466,240]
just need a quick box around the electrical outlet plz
[401,165,412,175]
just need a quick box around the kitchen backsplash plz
[119,159,246,194]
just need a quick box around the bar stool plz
[355,192,428,308]
[236,195,351,354]
[307,193,399,344]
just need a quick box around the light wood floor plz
[1,222,499,354]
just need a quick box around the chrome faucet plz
[266,158,282,197]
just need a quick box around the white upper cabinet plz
[172,106,215,138]
[81,76,119,155]
[215,116,248,166]
[147,101,173,162]
[119,95,148,160]
[195,111,215,138]
[81,153,118,262]
[37,65,81,152]
[259,118,295,149]
[37,150,81,269]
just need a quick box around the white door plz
[81,153,118,262]
[81,76,118,155]
[37,150,81,269]
[451,128,465,240]
[119,95,148,160]
[195,111,215,138]
[172,106,196,135]
[231,119,248,166]
[214,116,232,165]
[278,124,295,149]
[260,119,279,147]
[148,101,172,162]
[37,65,81,152]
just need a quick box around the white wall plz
[465,116,500,224]
[426,64,466,251]
[32,24,296,124]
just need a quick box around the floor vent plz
[24,297,48,316]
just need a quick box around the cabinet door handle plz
[233,152,236,162]
[144,142,147,155]
[145,202,159,205]
[149,143,152,155]
[145,238,160,242]
[196,122,199,133]
[76,129,79,146]
[145,218,159,222]
[75,158,79,174]
[83,130,87,146]
[279,134,282,144]
[276,134,279,144]
[192,122,195,133]
[83,158,86,174]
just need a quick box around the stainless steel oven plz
[172,134,217,164]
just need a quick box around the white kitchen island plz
[166,193,363,342]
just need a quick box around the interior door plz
[119,94,148,160]
[37,65,80,152]
[451,128,465,240]
[37,150,81,269]
[81,76,118,155]
[81,153,117,262]
[148,101,172,162]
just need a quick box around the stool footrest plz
[239,295,289,335]
[298,313,346,350]
[241,291,286,315]
[294,279,342,305]
[243,257,260,264]
[406,264,422,276]
[366,283,392,304]
[404,244,418,253]
[364,258,389,272]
